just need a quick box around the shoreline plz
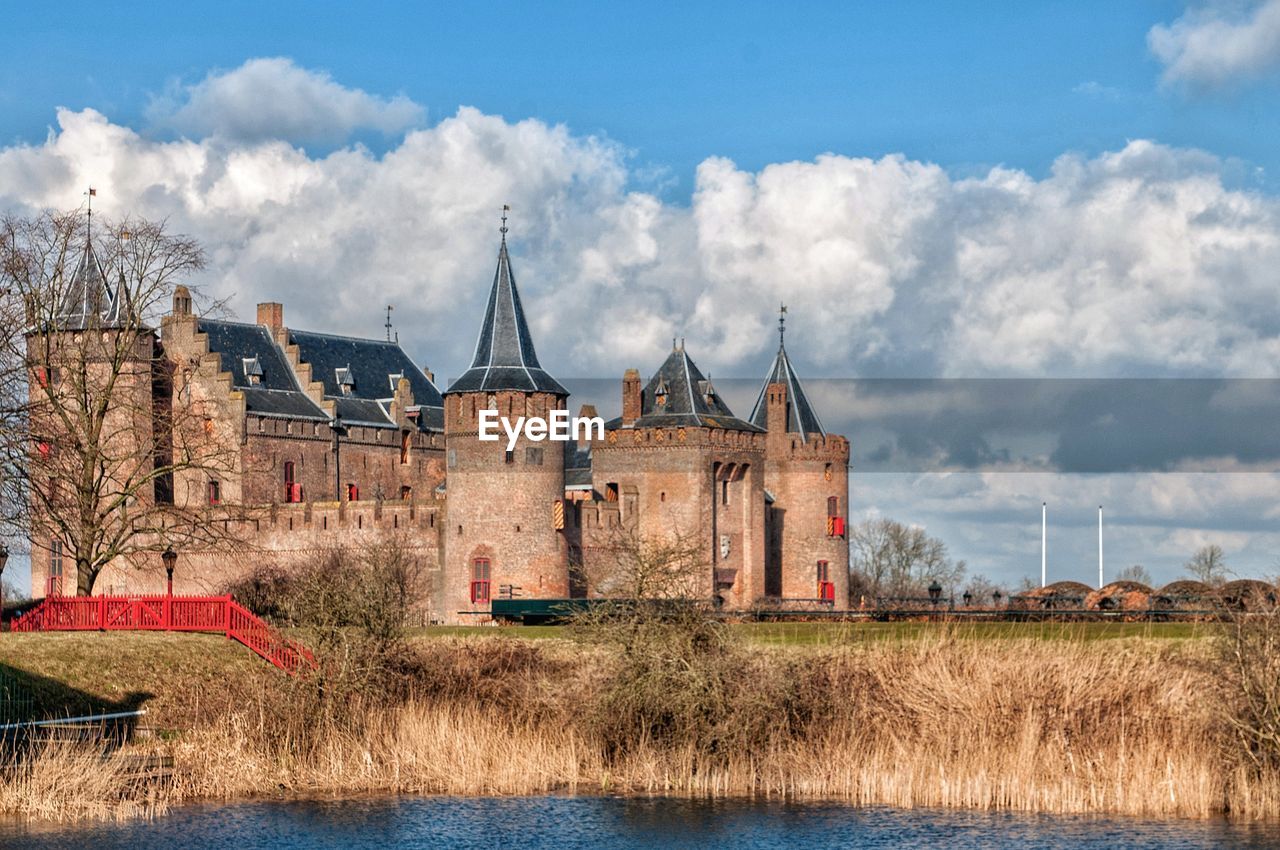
[2,626,1278,824]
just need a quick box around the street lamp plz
[162,547,177,596]
[993,589,1003,607]
[962,590,973,608]
[0,544,8,626]
[928,580,942,606]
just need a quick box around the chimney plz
[257,302,283,332]
[172,285,192,317]
[621,369,642,426]
[766,381,788,435]
[423,366,435,384]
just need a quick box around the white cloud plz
[3,58,1280,389]
[149,57,425,144]
[6,58,1280,583]
[1149,0,1280,87]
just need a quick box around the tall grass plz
[7,629,1279,821]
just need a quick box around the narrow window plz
[722,479,730,506]
[208,480,221,505]
[605,482,619,502]
[817,560,833,602]
[400,431,411,464]
[470,558,491,604]
[283,461,298,503]
[827,496,839,517]
[347,483,360,502]
[400,485,412,500]
[505,449,515,464]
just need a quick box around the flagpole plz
[1098,505,1104,588]
[1041,501,1047,588]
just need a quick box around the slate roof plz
[748,341,826,440]
[197,319,327,420]
[54,241,131,329]
[287,329,445,430]
[446,238,567,396]
[564,441,594,489]
[605,345,763,433]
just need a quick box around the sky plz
[4,0,1280,591]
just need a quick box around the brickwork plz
[442,391,569,621]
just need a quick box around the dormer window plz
[700,378,717,405]
[388,372,404,392]
[242,356,263,386]
[335,366,355,395]
[655,376,668,407]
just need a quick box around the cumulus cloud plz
[1149,0,1280,87]
[5,58,1280,584]
[148,57,425,144]
[4,57,1280,390]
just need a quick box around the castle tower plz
[442,216,569,621]
[28,234,156,597]
[748,307,850,605]
[592,341,767,608]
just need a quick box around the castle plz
[27,219,849,622]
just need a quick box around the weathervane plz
[778,303,787,346]
[385,304,394,342]
[85,186,96,239]
[500,204,510,243]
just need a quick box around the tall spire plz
[445,210,566,396]
[749,308,826,440]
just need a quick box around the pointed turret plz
[55,240,129,329]
[748,307,824,441]
[446,227,566,396]
[608,341,761,432]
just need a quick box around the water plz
[4,796,1280,850]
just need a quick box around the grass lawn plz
[408,620,1215,645]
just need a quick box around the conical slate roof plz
[55,240,130,329]
[446,237,566,396]
[748,339,825,440]
[605,343,762,432]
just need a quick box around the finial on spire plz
[85,186,96,240]
[385,304,394,342]
[778,302,788,347]
[500,204,510,243]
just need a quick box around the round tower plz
[749,306,851,607]
[442,216,569,622]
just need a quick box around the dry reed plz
[7,630,1278,821]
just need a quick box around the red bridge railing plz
[10,594,314,673]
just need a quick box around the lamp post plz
[927,580,943,622]
[161,547,177,630]
[962,590,973,608]
[993,589,1003,608]
[0,544,8,629]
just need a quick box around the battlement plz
[573,498,623,531]
[777,432,850,462]
[601,424,765,451]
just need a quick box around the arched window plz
[470,558,491,604]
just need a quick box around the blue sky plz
[5,1,1279,198]
[5,1,1280,592]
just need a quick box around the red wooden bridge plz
[11,594,315,673]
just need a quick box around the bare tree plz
[849,517,966,598]
[1,208,242,595]
[1185,545,1229,588]
[1115,563,1153,585]
[582,525,710,601]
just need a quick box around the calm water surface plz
[4,796,1280,849]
